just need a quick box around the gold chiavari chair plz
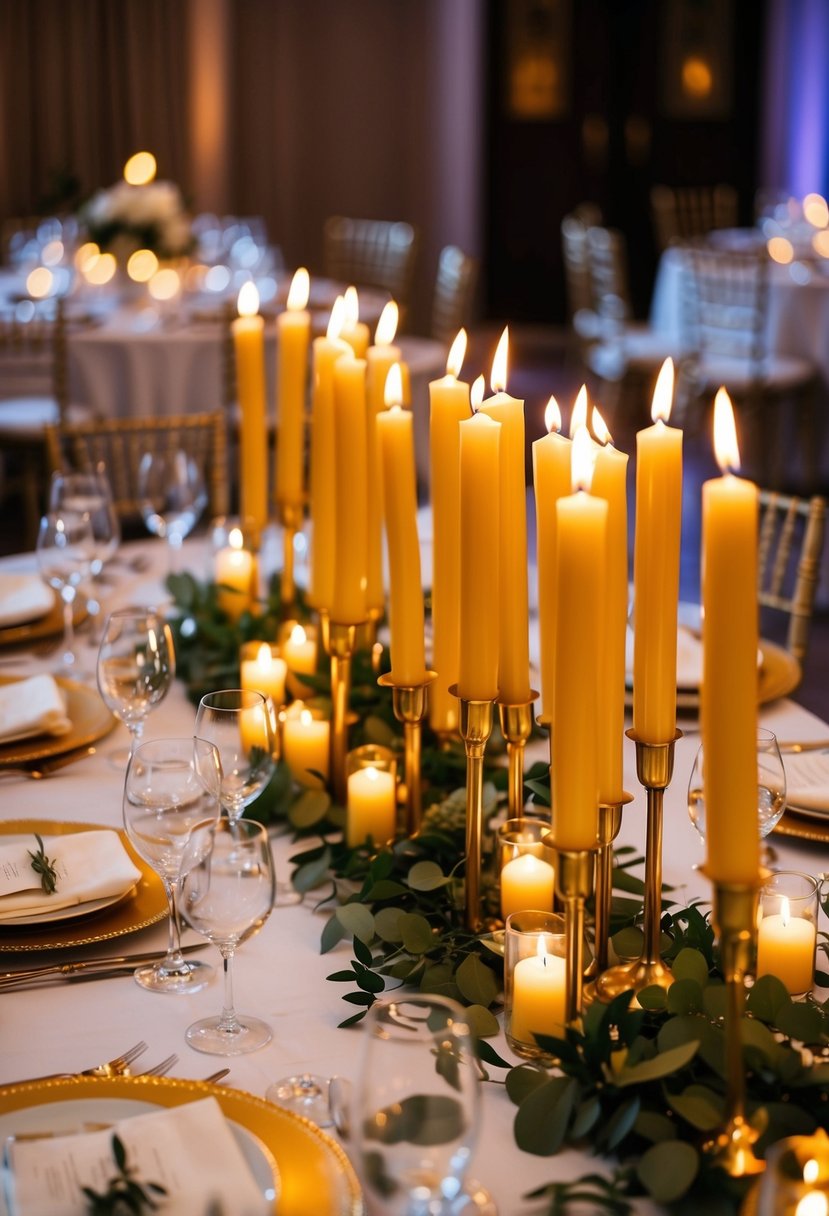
[651,183,739,253]
[758,490,826,667]
[430,245,478,343]
[323,216,419,329]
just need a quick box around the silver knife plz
[0,943,207,989]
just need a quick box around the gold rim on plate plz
[0,1075,363,1216]
[624,639,801,713]
[772,809,829,845]
[0,819,167,952]
[0,676,115,767]
[0,593,87,648]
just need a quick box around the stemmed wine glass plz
[688,728,788,840]
[49,469,120,639]
[97,609,175,764]
[35,510,96,675]
[180,818,276,1055]
[137,449,207,573]
[194,689,276,822]
[123,736,222,994]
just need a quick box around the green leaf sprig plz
[82,1133,167,1214]
[28,833,58,895]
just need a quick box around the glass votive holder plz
[498,818,554,921]
[239,641,288,708]
[505,911,566,1064]
[211,516,259,621]
[756,870,819,996]
[346,745,397,849]
[278,619,319,698]
[754,1129,829,1215]
[280,700,330,789]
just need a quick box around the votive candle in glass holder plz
[756,870,819,996]
[498,818,555,921]
[240,641,288,708]
[505,911,566,1063]
[212,516,258,621]
[346,745,397,848]
[281,700,330,788]
[279,619,319,697]
[754,1129,829,1215]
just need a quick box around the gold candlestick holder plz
[595,729,681,1001]
[377,671,437,836]
[584,793,634,992]
[322,616,364,806]
[498,691,539,820]
[277,501,303,612]
[546,842,598,1025]
[450,685,495,933]
[702,867,768,1178]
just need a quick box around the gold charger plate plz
[0,1075,363,1216]
[624,640,800,713]
[772,809,829,845]
[0,592,86,648]
[0,819,167,952]
[0,676,115,767]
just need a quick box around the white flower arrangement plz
[82,179,194,259]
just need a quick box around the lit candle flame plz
[804,1160,820,1185]
[287,267,310,311]
[490,326,509,393]
[375,300,399,345]
[290,624,307,645]
[384,362,403,408]
[237,281,260,318]
[365,765,379,783]
[536,935,549,963]
[571,426,595,493]
[570,385,589,438]
[327,295,345,341]
[229,527,244,550]
[651,358,675,423]
[470,374,485,412]
[446,328,467,378]
[713,387,741,474]
[780,895,791,927]
[592,406,613,446]
[544,395,562,435]
[343,285,360,326]
[796,1193,828,1216]
[300,708,313,727]
[256,642,273,666]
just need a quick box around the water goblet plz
[49,468,121,640]
[180,818,276,1055]
[97,608,175,765]
[688,727,787,840]
[35,510,95,675]
[122,736,222,994]
[194,689,276,822]
[137,448,207,572]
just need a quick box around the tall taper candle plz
[331,353,369,623]
[275,267,311,509]
[232,281,268,533]
[309,297,349,612]
[458,409,500,701]
[365,301,401,614]
[532,396,571,722]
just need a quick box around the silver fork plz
[136,1053,178,1078]
[19,1040,149,1083]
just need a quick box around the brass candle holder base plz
[378,671,437,836]
[450,685,495,933]
[498,691,539,820]
[584,793,634,995]
[702,866,768,1179]
[323,617,364,806]
[546,843,597,1025]
[277,501,303,611]
[595,730,681,1002]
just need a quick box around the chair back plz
[758,489,826,664]
[323,217,419,323]
[44,411,229,521]
[681,245,769,374]
[651,183,738,252]
[585,225,634,320]
[0,304,67,415]
[431,245,478,343]
[561,210,596,319]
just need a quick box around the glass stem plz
[162,877,187,970]
[128,718,145,757]
[62,590,75,666]
[217,947,242,1034]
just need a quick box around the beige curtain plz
[0,0,191,223]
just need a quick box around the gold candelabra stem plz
[701,868,767,1178]
[550,845,597,1024]
[377,671,437,836]
[498,692,539,820]
[595,730,681,1001]
[451,685,494,933]
[584,794,633,990]
[277,501,303,612]
[323,617,362,806]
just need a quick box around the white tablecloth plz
[0,538,827,1215]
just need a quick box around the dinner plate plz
[0,575,54,628]
[772,809,829,845]
[0,885,138,928]
[0,594,86,648]
[623,640,800,713]
[0,1076,363,1216]
[0,677,114,767]
[0,820,166,952]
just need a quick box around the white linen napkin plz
[0,574,54,628]
[6,1097,270,1216]
[784,751,829,813]
[0,829,141,920]
[0,674,72,743]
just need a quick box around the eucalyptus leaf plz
[399,912,435,954]
[602,1095,641,1151]
[374,906,406,943]
[637,1141,699,1203]
[514,1076,579,1156]
[571,1095,602,1139]
[365,1094,465,1146]
[672,947,710,987]
[612,927,644,959]
[364,880,409,901]
[463,1004,500,1038]
[289,788,332,829]
[637,985,668,1011]
[505,1063,550,1106]
[634,1110,677,1143]
[614,1039,699,1087]
[747,974,790,1023]
[455,954,499,1007]
[293,846,334,894]
[667,978,705,1015]
[407,860,451,892]
[775,1000,824,1044]
[336,903,376,944]
[321,913,346,954]
[666,1084,724,1131]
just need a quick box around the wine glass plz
[35,510,95,675]
[137,448,207,572]
[180,817,276,1054]
[49,469,121,640]
[350,994,493,1214]
[97,609,175,764]
[123,736,222,994]
[688,728,787,840]
[194,689,276,822]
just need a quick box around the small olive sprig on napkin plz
[27,834,58,895]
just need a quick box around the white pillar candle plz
[347,765,396,847]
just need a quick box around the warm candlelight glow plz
[237,281,260,318]
[651,358,675,422]
[327,294,345,340]
[544,395,562,435]
[796,1194,828,1216]
[123,151,157,185]
[384,362,403,407]
[148,267,180,301]
[804,193,829,227]
[75,242,100,273]
[780,895,791,924]
[713,387,740,473]
[571,425,595,492]
[287,267,310,311]
[343,285,360,325]
[127,249,159,283]
[470,374,485,411]
[26,267,53,298]
[299,707,313,728]
[490,326,509,392]
[804,1160,820,1185]
[290,624,307,646]
[85,251,117,285]
[592,407,612,445]
[375,300,399,345]
[229,527,244,550]
[813,229,829,258]
[446,328,467,378]
[768,235,794,264]
[569,384,589,437]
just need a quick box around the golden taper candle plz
[275,267,311,510]
[378,670,436,836]
[277,500,303,612]
[546,842,597,1025]
[452,684,495,933]
[583,793,633,991]
[498,691,539,820]
[595,731,680,1001]
[323,617,363,806]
